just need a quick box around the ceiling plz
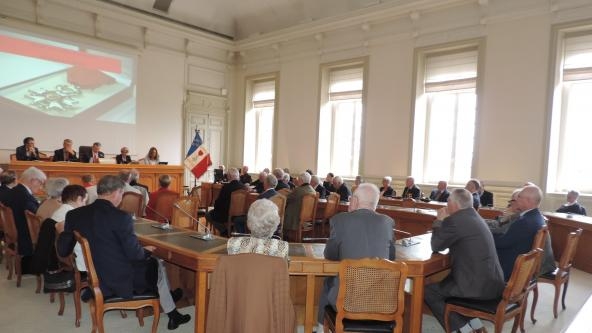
[103,0,405,40]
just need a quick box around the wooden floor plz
[0,259,591,333]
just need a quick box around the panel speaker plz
[153,0,173,13]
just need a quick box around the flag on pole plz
[184,146,212,179]
[186,130,203,157]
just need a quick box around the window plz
[317,63,365,177]
[243,77,276,172]
[411,45,481,184]
[547,27,592,193]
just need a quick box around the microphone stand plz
[173,203,214,241]
[145,205,171,230]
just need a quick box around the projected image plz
[0,29,136,124]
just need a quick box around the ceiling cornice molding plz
[234,0,474,51]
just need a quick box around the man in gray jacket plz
[317,183,395,332]
[424,188,505,333]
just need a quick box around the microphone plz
[145,205,171,230]
[173,203,213,241]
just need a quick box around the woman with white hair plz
[36,177,69,221]
[227,199,289,259]
[379,176,395,198]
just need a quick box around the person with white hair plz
[493,184,546,281]
[258,174,279,199]
[316,183,396,332]
[310,175,326,199]
[5,166,47,256]
[251,171,268,194]
[424,188,505,333]
[226,199,289,259]
[556,190,587,215]
[379,176,395,198]
[206,167,248,236]
[331,175,351,202]
[401,176,421,199]
[284,172,316,240]
[465,179,482,210]
[273,168,290,191]
[429,181,450,202]
[36,177,70,221]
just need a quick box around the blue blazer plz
[493,208,544,280]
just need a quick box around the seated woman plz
[37,178,69,221]
[227,199,289,259]
[139,147,160,165]
[53,185,88,272]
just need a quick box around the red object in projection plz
[0,34,121,73]
[67,66,116,89]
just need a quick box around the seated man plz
[206,168,246,236]
[251,171,267,194]
[130,169,150,194]
[493,185,545,281]
[465,179,481,210]
[258,174,279,200]
[0,170,17,204]
[81,142,104,163]
[429,180,450,202]
[273,168,290,191]
[52,139,78,162]
[424,189,505,333]
[239,165,252,184]
[146,175,178,222]
[56,175,190,330]
[284,172,316,240]
[16,137,40,161]
[556,190,587,216]
[323,172,335,193]
[379,176,395,198]
[401,176,421,199]
[479,181,494,207]
[317,183,395,332]
[116,146,132,164]
[310,175,327,199]
[332,176,351,202]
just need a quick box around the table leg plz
[304,274,316,333]
[408,276,425,333]
[195,271,207,333]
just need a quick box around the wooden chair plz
[9,153,16,161]
[211,183,223,206]
[278,188,292,197]
[296,193,318,243]
[227,190,249,235]
[118,192,144,218]
[150,191,180,222]
[323,258,408,333]
[24,210,43,293]
[74,231,160,333]
[172,196,200,230]
[444,249,542,333]
[520,225,549,331]
[0,203,21,286]
[71,253,89,327]
[269,194,287,239]
[198,183,213,211]
[316,192,340,237]
[536,228,583,318]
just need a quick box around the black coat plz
[402,185,421,199]
[52,148,78,162]
[5,184,39,256]
[16,145,40,161]
[211,180,246,223]
[116,154,132,164]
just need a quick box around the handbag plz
[43,270,76,293]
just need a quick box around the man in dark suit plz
[424,188,505,333]
[15,137,40,161]
[258,174,278,200]
[80,142,105,163]
[317,183,395,331]
[556,190,587,216]
[323,172,335,193]
[379,176,396,197]
[479,181,494,207]
[206,168,247,236]
[52,139,78,162]
[5,167,46,257]
[401,176,421,199]
[56,175,190,329]
[0,170,17,204]
[115,146,132,164]
[310,175,326,199]
[429,180,450,202]
[465,179,481,210]
[251,171,267,194]
[239,165,252,184]
[493,185,545,281]
[332,176,351,202]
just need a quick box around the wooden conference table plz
[134,219,450,333]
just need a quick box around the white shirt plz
[52,203,87,272]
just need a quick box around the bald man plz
[493,185,545,281]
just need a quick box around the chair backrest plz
[278,188,292,197]
[74,231,104,305]
[0,203,18,246]
[118,191,144,217]
[153,191,180,222]
[503,249,542,305]
[335,258,408,330]
[212,183,223,205]
[199,183,213,208]
[558,228,583,271]
[323,192,341,221]
[228,190,249,222]
[78,146,92,159]
[269,194,287,236]
[299,192,318,223]
[172,196,200,229]
[531,225,548,250]
[25,210,42,247]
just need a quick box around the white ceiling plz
[105,0,404,40]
